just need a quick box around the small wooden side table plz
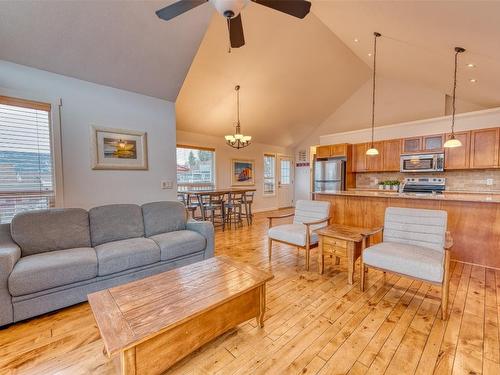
[315,224,379,284]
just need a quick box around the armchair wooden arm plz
[445,231,454,250]
[267,212,295,228]
[303,217,330,227]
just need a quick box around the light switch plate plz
[161,180,173,189]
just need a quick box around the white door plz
[278,155,294,208]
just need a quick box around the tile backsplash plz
[356,169,500,193]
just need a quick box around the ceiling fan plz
[156,0,311,50]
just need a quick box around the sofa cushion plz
[89,204,144,246]
[95,237,160,276]
[363,242,444,283]
[11,208,91,257]
[268,223,319,247]
[8,247,97,296]
[150,230,206,261]
[142,201,186,237]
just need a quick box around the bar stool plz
[199,193,225,231]
[225,192,244,229]
[241,191,254,225]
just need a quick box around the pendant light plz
[225,85,252,149]
[366,32,381,156]
[444,47,466,148]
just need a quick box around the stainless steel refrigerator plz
[313,157,346,192]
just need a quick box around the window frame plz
[0,91,64,221]
[263,152,276,196]
[176,144,216,189]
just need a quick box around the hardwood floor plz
[1,209,499,375]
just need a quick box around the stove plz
[402,177,446,194]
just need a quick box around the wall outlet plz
[486,178,494,186]
[161,180,173,189]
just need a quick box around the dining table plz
[178,187,257,222]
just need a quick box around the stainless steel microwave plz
[400,153,444,172]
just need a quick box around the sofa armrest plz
[186,220,214,259]
[0,224,21,326]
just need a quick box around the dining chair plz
[199,193,225,231]
[225,192,244,229]
[360,207,453,320]
[267,200,331,270]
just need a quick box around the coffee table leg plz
[121,347,136,375]
[256,284,266,328]
[347,241,355,285]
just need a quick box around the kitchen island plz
[314,190,500,269]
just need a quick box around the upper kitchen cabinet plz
[382,139,402,171]
[316,145,332,158]
[316,144,349,158]
[352,143,368,172]
[444,131,470,169]
[423,134,444,151]
[470,128,500,168]
[366,141,385,171]
[402,134,444,154]
[402,137,421,153]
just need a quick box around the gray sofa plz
[0,201,214,326]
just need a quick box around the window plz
[263,153,276,195]
[0,96,54,224]
[280,159,291,185]
[176,145,215,190]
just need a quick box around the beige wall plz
[176,130,292,212]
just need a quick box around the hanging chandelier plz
[444,47,466,148]
[366,32,381,156]
[225,85,252,149]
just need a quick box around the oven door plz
[400,154,439,172]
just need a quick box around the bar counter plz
[313,190,500,269]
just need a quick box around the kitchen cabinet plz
[470,128,500,168]
[444,131,470,170]
[382,139,402,171]
[366,141,384,171]
[353,143,368,172]
[316,145,331,158]
[423,134,444,151]
[316,144,348,158]
[402,137,421,153]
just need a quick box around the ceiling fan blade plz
[156,0,207,21]
[229,14,245,48]
[252,0,311,19]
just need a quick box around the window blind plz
[0,96,54,224]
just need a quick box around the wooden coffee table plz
[88,256,273,375]
[315,224,380,284]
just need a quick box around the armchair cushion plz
[268,224,318,247]
[293,200,330,231]
[363,242,444,283]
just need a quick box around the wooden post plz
[257,284,266,328]
[318,235,324,274]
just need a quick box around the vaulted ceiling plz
[0,0,212,101]
[1,1,499,148]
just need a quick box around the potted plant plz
[390,180,401,191]
[384,181,391,190]
[378,181,385,190]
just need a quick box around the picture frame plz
[231,159,255,186]
[90,126,148,170]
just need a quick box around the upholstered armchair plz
[267,200,331,270]
[360,207,453,320]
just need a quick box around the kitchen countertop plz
[313,189,500,203]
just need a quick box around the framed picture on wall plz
[231,159,255,186]
[90,126,148,170]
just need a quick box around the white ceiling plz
[0,0,212,101]
[175,3,370,147]
[312,0,500,108]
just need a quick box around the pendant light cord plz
[371,32,381,148]
[235,85,240,132]
[451,50,459,135]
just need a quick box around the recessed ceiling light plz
[368,53,372,57]
[354,38,359,42]
[467,63,475,68]
[469,78,477,83]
